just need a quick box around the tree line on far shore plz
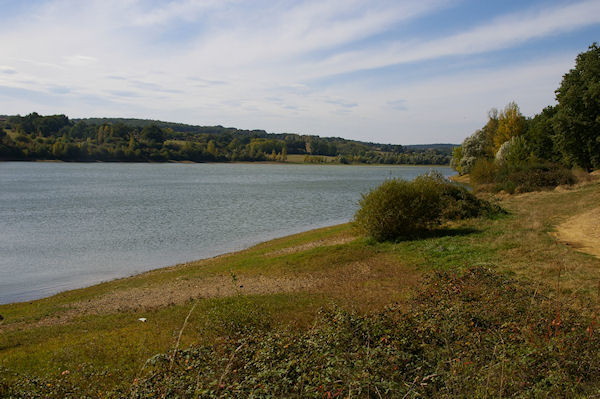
[452,43,600,193]
[0,115,453,165]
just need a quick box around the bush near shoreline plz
[353,172,502,241]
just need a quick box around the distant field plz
[285,154,338,163]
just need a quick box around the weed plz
[127,267,600,398]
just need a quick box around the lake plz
[0,162,453,304]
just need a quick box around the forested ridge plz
[0,115,453,165]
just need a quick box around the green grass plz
[1,181,600,397]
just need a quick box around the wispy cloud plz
[387,99,407,111]
[130,0,232,26]
[64,55,97,67]
[306,0,600,78]
[324,98,358,109]
[0,66,17,75]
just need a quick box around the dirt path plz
[554,206,600,259]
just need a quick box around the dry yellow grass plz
[553,206,600,259]
[449,173,470,184]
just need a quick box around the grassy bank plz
[1,181,600,396]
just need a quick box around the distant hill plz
[404,144,458,155]
[1,113,453,165]
[73,117,261,136]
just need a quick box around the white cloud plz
[64,55,97,67]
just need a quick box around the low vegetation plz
[130,267,600,398]
[1,176,599,397]
[353,173,500,241]
[471,159,576,194]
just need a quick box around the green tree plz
[450,146,464,174]
[141,125,165,145]
[495,136,530,167]
[554,43,600,170]
[482,110,498,152]
[525,106,559,161]
[33,114,70,137]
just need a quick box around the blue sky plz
[0,0,599,144]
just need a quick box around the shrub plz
[495,162,575,193]
[353,175,441,241]
[353,172,497,241]
[438,180,503,220]
[469,154,576,194]
[470,158,497,184]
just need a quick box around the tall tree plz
[141,125,165,145]
[554,43,600,170]
[525,106,559,162]
[494,102,526,152]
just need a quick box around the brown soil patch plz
[554,206,600,259]
[263,236,356,257]
[309,256,420,312]
[2,274,317,331]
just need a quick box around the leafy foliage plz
[438,178,502,220]
[554,43,600,170]
[494,163,576,194]
[525,105,560,162]
[454,128,493,174]
[452,43,600,188]
[495,135,530,166]
[470,158,498,185]
[353,175,442,241]
[471,159,575,194]
[353,173,497,241]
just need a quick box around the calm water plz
[0,162,453,304]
